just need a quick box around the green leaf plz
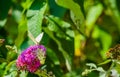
[47,15,71,28]
[12,10,22,23]
[86,3,103,35]
[21,0,34,9]
[15,14,27,48]
[98,59,111,66]
[0,19,7,27]
[105,0,120,30]
[86,3,103,26]
[19,71,28,77]
[46,16,59,32]
[14,1,31,48]
[100,32,112,59]
[27,0,47,38]
[55,0,84,26]
[46,15,74,38]
[66,29,74,38]
[3,60,16,77]
[63,71,77,77]
[92,26,112,59]
[43,27,72,71]
[47,48,60,65]
[0,62,7,76]
[115,63,120,74]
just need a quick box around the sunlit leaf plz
[86,3,103,35]
[27,0,47,38]
[21,0,34,9]
[55,0,84,26]
[12,10,22,23]
[0,19,7,27]
[92,26,112,59]
[15,14,27,48]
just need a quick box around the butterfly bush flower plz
[16,45,46,73]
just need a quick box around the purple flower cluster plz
[16,45,46,72]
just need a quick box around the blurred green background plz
[0,0,120,77]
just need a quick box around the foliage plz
[0,0,120,77]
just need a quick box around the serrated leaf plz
[27,1,47,38]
